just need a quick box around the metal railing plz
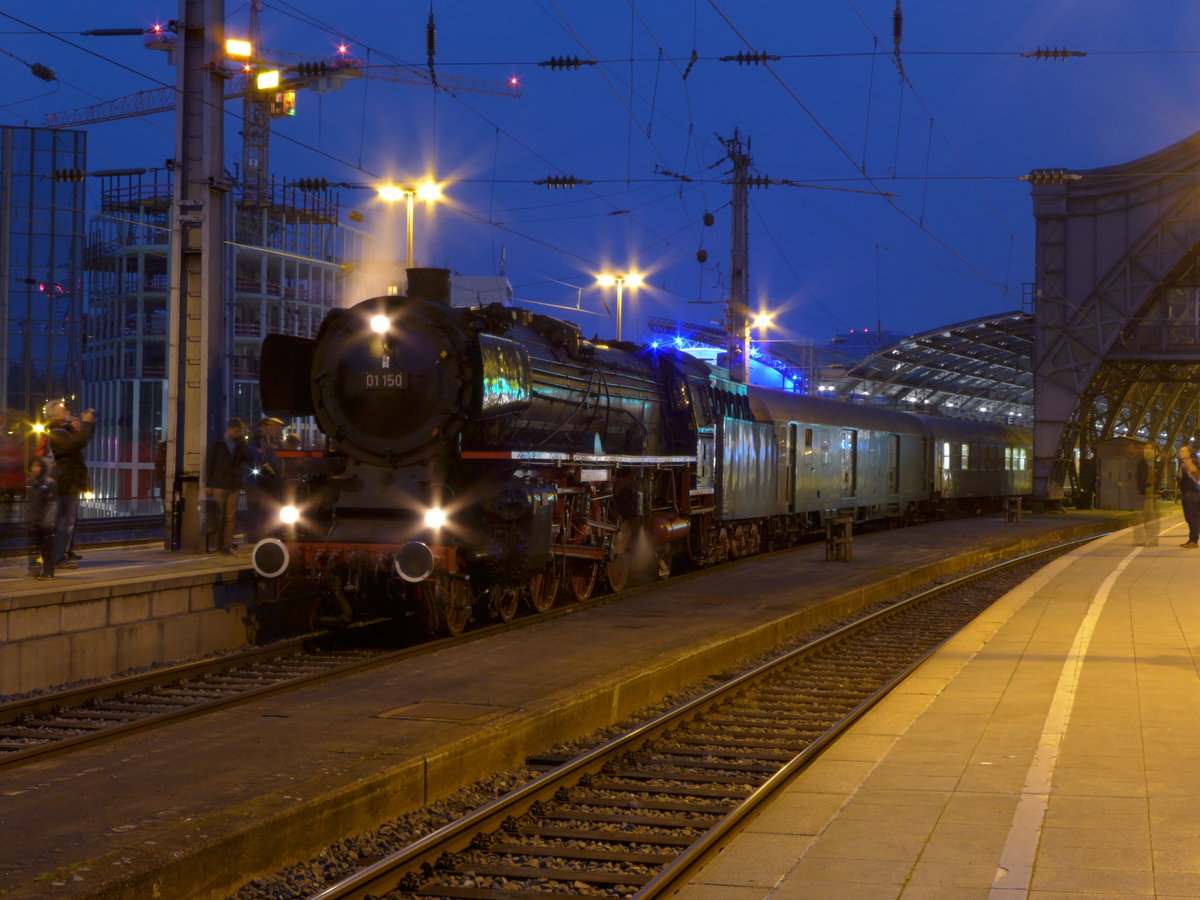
[0,497,165,525]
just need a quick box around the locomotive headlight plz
[369,314,390,334]
[424,507,447,530]
[279,505,301,525]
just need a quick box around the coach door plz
[786,423,798,512]
[887,433,900,494]
[840,428,857,498]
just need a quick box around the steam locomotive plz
[252,268,1032,634]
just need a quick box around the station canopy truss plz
[828,312,1033,425]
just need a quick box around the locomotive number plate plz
[365,372,409,390]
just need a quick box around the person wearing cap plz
[204,417,251,555]
[245,416,285,543]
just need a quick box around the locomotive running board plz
[460,450,695,465]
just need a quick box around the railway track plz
[293,536,1095,900]
[0,637,394,768]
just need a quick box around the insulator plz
[535,174,591,189]
[702,211,715,227]
[30,62,56,82]
[297,62,328,77]
[426,10,436,58]
[1021,46,1086,61]
[683,48,698,80]
[696,248,708,263]
[537,55,595,70]
[719,50,779,65]
[656,168,692,183]
[893,1,903,47]
[1020,168,1082,185]
[52,168,85,182]
[295,178,329,192]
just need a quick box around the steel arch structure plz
[1031,132,1200,502]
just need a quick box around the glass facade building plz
[0,126,87,457]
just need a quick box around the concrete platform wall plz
[0,573,258,695]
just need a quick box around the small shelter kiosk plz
[1095,437,1155,510]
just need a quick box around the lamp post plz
[378,181,442,271]
[596,272,643,341]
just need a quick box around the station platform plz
[678,516,1200,900]
[0,508,1169,899]
[0,543,259,697]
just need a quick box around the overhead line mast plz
[721,129,751,384]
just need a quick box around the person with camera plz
[1178,443,1200,549]
[44,400,96,569]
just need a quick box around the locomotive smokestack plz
[407,267,451,303]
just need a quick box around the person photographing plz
[1178,443,1200,549]
[44,400,96,568]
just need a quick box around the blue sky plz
[4,1,1200,347]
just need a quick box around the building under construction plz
[84,170,368,508]
[0,126,87,436]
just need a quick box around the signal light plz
[272,91,296,117]
[52,168,86,182]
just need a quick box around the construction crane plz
[43,1,519,200]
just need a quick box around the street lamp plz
[378,180,443,271]
[596,271,643,341]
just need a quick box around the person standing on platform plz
[204,417,251,556]
[45,401,96,569]
[1179,442,1200,549]
[24,457,58,579]
[245,416,284,543]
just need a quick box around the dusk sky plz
[4,1,1200,347]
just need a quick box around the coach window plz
[941,441,951,470]
[804,427,814,455]
[960,442,970,471]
